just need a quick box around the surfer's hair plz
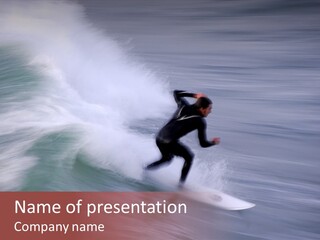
[195,97,212,109]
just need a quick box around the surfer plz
[145,90,220,186]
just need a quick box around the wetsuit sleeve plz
[198,119,215,148]
[173,90,196,107]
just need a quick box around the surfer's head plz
[195,97,212,117]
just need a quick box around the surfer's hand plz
[212,137,220,145]
[195,93,206,99]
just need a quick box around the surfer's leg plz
[145,140,173,170]
[145,155,173,169]
[173,142,194,184]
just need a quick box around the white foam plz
[0,0,172,187]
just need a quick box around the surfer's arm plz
[197,119,217,147]
[173,90,199,106]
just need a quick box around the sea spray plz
[0,0,172,189]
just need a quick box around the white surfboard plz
[143,172,255,211]
[179,184,255,211]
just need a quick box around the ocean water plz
[0,0,319,239]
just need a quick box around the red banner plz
[1,192,217,240]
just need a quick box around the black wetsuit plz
[146,90,215,184]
